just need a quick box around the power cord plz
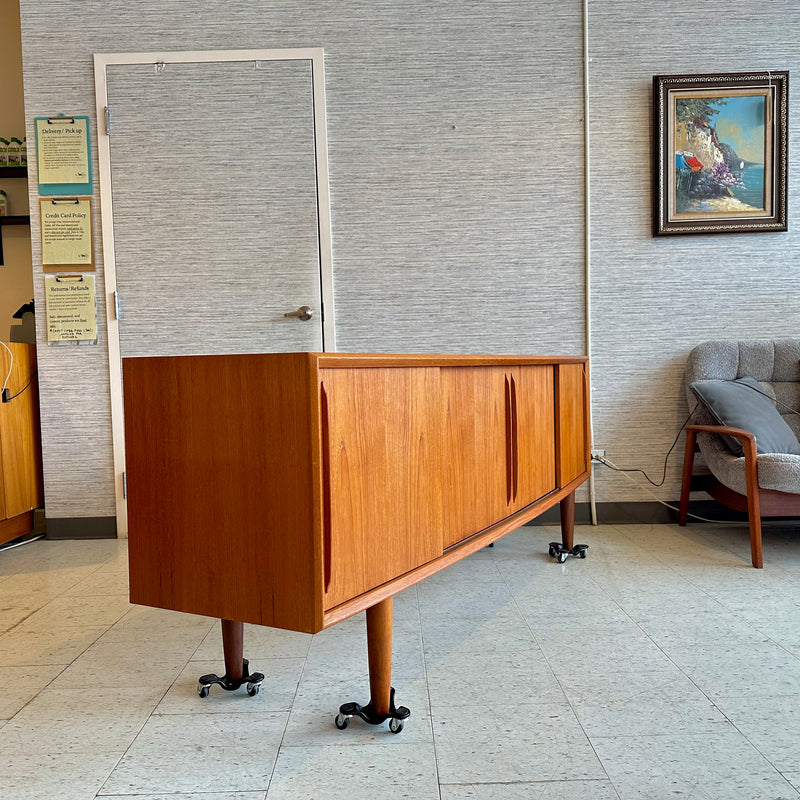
[0,341,13,402]
[592,378,800,524]
[592,452,745,524]
[3,368,37,402]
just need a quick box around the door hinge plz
[113,290,121,320]
[104,106,112,135]
[122,471,127,499]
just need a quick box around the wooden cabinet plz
[438,365,557,548]
[123,353,589,635]
[321,367,445,607]
[0,342,43,545]
[440,366,509,547]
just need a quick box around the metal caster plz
[548,542,588,563]
[335,687,410,733]
[197,658,265,698]
[334,713,350,730]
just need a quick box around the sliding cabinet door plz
[440,367,510,548]
[321,367,444,609]
[511,365,556,510]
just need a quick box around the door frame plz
[93,48,336,536]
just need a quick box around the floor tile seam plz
[709,709,800,782]
[508,568,735,775]
[436,777,617,787]
[270,604,344,776]
[705,600,800,657]
[0,630,107,723]
[415,583,447,797]
[507,589,618,791]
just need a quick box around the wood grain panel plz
[439,366,508,547]
[0,428,6,521]
[555,362,588,487]
[123,353,320,632]
[0,343,43,519]
[512,365,556,509]
[321,367,444,608]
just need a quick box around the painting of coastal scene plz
[673,90,769,218]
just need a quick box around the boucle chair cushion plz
[685,339,800,496]
[689,377,800,456]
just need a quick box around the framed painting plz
[653,71,788,235]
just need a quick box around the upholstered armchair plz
[679,339,800,568]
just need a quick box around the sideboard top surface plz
[122,352,589,369]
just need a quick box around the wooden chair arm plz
[684,423,756,446]
[680,424,759,539]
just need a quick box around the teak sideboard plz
[122,352,590,729]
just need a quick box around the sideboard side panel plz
[123,353,319,632]
[555,362,589,487]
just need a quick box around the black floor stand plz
[548,542,588,563]
[335,687,411,733]
[197,658,265,697]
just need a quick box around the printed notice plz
[45,274,97,343]
[40,197,93,270]
[35,117,90,186]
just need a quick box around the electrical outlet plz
[591,448,605,462]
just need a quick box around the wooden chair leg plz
[742,438,763,569]
[679,428,698,526]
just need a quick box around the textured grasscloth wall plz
[18,1,586,523]
[21,0,800,527]
[588,1,800,505]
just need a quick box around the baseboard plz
[45,516,117,539]
[527,500,750,526]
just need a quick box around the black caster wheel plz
[388,717,404,734]
[246,682,261,697]
[549,541,588,563]
[335,713,350,730]
[198,683,210,698]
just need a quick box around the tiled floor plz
[1,521,800,799]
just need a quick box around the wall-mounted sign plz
[34,115,92,195]
[40,197,93,270]
[44,274,97,343]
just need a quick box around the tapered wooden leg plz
[196,619,264,697]
[560,491,575,551]
[335,596,410,732]
[549,491,587,563]
[222,619,244,682]
[366,597,393,716]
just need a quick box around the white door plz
[94,49,335,534]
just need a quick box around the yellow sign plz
[35,117,90,186]
[45,274,97,343]
[40,197,93,270]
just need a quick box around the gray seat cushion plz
[685,339,800,495]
